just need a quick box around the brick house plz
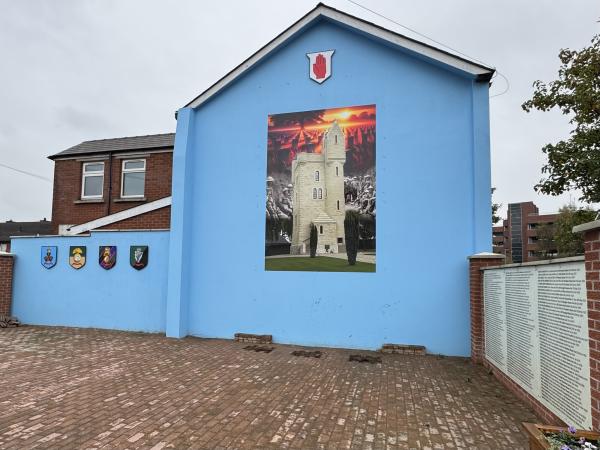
[48,133,174,235]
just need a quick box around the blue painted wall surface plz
[170,18,492,355]
[11,231,169,332]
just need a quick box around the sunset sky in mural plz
[268,105,375,134]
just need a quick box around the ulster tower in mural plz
[291,121,346,255]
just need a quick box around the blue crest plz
[41,246,57,269]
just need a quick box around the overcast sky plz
[0,0,598,222]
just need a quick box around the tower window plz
[318,188,322,199]
[315,171,319,181]
[337,200,340,210]
[336,166,339,176]
[334,135,338,144]
[320,226,323,234]
[313,188,317,199]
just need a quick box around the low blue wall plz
[11,230,169,333]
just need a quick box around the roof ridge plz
[183,2,494,109]
[79,132,175,144]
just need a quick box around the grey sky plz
[0,0,598,222]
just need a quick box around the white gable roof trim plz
[62,196,172,236]
[184,3,495,110]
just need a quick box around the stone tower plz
[290,121,346,254]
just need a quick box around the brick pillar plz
[575,220,600,431]
[468,253,505,364]
[0,253,14,316]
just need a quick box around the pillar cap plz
[573,220,600,234]
[467,252,505,260]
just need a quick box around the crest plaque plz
[130,245,148,270]
[41,246,57,269]
[69,246,86,269]
[99,246,117,270]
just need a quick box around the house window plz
[318,188,322,199]
[319,225,323,234]
[315,171,319,181]
[81,162,104,199]
[313,188,317,199]
[121,159,146,198]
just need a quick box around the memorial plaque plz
[537,263,591,429]
[484,269,507,372]
[505,268,540,395]
[482,261,591,430]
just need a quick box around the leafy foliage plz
[344,210,360,265]
[554,204,597,256]
[535,222,557,260]
[491,188,502,225]
[309,224,318,258]
[522,35,600,203]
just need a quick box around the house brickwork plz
[0,254,14,316]
[582,226,600,430]
[51,151,172,233]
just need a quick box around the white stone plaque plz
[484,269,507,372]
[537,263,591,429]
[505,267,540,396]
[482,261,591,429]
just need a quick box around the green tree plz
[309,224,318,258]
[554,204,597,256]
[344,210,360,265]
[522,35,600,203]
[535,222,556,260]
[491,188,502,224]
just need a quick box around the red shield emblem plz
[307,50,334,84]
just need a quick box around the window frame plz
[120,159,146,199]
[81,161,105,200]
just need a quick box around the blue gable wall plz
[168,18,492,355]
[12,231,169,333]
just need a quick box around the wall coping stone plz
[481,255,584,271]
[10,229,169,239]
[467,252,505,260]
[0,252,14,257]
[573,220,600,234]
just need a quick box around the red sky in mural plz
[267,104,376,174]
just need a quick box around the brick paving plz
[0,327,538,449]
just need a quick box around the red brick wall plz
[51,151,172,233]
[584,228,600,430]
[469,254,505,363]
[469,252,564,426]
[471,232,600,429]
[0,254,14,316]
[98,206,171,230]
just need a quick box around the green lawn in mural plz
[265,257,375,272]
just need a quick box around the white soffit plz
[64,196,172,236]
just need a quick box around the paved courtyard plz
[0,327,538,449]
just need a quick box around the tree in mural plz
[345,210,360,265]
[309,225,318,258]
